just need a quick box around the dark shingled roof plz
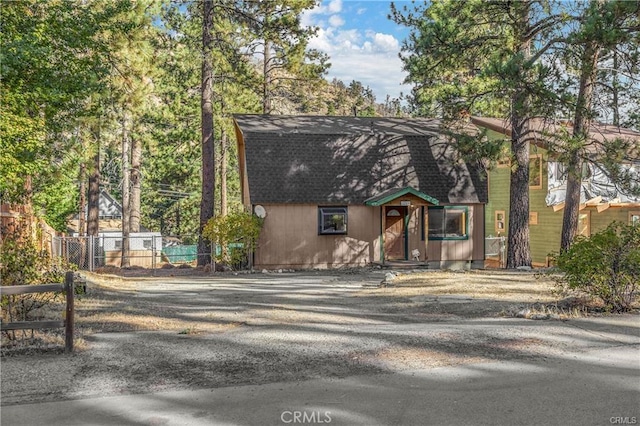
[235,115,488,205]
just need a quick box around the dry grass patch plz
[356,270,579,319]
[77,311,241,334]
[389,270,557,303]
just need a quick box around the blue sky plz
[302,0,413,102]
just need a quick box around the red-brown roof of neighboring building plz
[470,116,640,157]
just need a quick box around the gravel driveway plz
[2,270,639,406]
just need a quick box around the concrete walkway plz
[2,343,639,426]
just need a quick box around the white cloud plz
[372,33,399,53]
[326,49,410,100]
[356,8,366,15]
[327,0,342,13]
[301,0,343,26]
[302,0,410,100]
[328,15,345,28]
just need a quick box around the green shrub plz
[202,211,263,269]
[1,223,75,334]
[551,222,640,312]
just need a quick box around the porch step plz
[373,261,429,270]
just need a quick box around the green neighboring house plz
[472,116,640,267]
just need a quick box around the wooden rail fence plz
[0,271,76,353]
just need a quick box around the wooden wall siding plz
[426,204,484,262]
[254,204,381,269]
[484,133,636,266]
[235,123,250,206]
[407,206,427,261]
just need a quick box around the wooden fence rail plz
[0,271,75,353]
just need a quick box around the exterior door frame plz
[383,205,408,261]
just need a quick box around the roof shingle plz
[235,115,488,205]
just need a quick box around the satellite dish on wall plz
[254,205,267,218]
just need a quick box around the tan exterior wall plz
[254,203,485,269]
[426,204,485,264]
[407,206,427,261]
[254,204,381,269]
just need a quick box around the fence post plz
[65,271,74,353]
[211,242,216,274]
[89,235,94,272]
[152,235,156,276]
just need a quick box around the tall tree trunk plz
[87,139,100,237]
[78,162,87,238]
[561,40,600,251]
[219,129,229,262]
[121,110,131,268]
[220,129,228,217]
[198,0,215,266]
[506,1,533,269]
[263,39,272,114]
[130,132,141,233]
[78,160,87,269]
[87,140,100,270]
[507,112,533,268]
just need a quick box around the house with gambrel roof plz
[234,115,488,270]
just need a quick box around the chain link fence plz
[485,235,506,268]
[53,234,215,272]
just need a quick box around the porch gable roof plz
[364,186,440,206]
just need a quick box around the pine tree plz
[392,0,571,268]
[560,1,640,251]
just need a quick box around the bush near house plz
[551,222,640,312]
[202,212,263,269]
[1,224,74,339]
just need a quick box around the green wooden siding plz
[484,129,634,266]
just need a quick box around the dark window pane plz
[318,207,348,235]
[428,207,467,239]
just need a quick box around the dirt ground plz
[71,268,590,334]
[1,268,634,406]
